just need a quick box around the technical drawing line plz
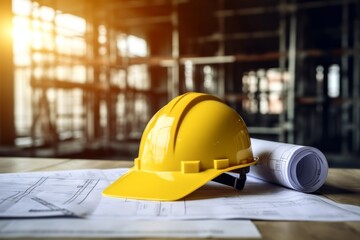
[0,170,106,218]
[63,179,92,204]
[13,177,48,202]
[158,202,161,216]
[0,177,46,212]
[15,177,47,202]
[63,179,99,205]
[78,179,100,204]
[0,191,22,206]
[31,197,75,216]
[184,199,187,215]
[0,177,48,210]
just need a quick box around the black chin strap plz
[212,167,250,190]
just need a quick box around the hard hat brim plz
[102,161,256,201]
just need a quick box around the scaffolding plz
[5,0,360,163]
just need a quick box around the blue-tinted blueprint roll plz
[249,138,328,193]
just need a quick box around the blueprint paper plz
[0,169,111,217]
[250,138,329,192]
[0,219,261,238]
[92,169,360,221]
[0,168,360,222]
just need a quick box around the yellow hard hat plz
[103,92,257,201]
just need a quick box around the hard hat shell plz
[103,92,256,201]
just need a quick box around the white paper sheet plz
[250,138,329,192]
[0,169,108,217]
[1,168,359,222]
[89,169,360,221]
[0,219,260,238]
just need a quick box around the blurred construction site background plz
[0,0,359,167]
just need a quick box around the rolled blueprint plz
[249,138,328,193]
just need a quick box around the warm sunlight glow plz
[12,1,86,61]
[12,0,87,138]
[12,0,150,142]
[117,34,147,57]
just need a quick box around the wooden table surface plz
[0,157,359,240]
